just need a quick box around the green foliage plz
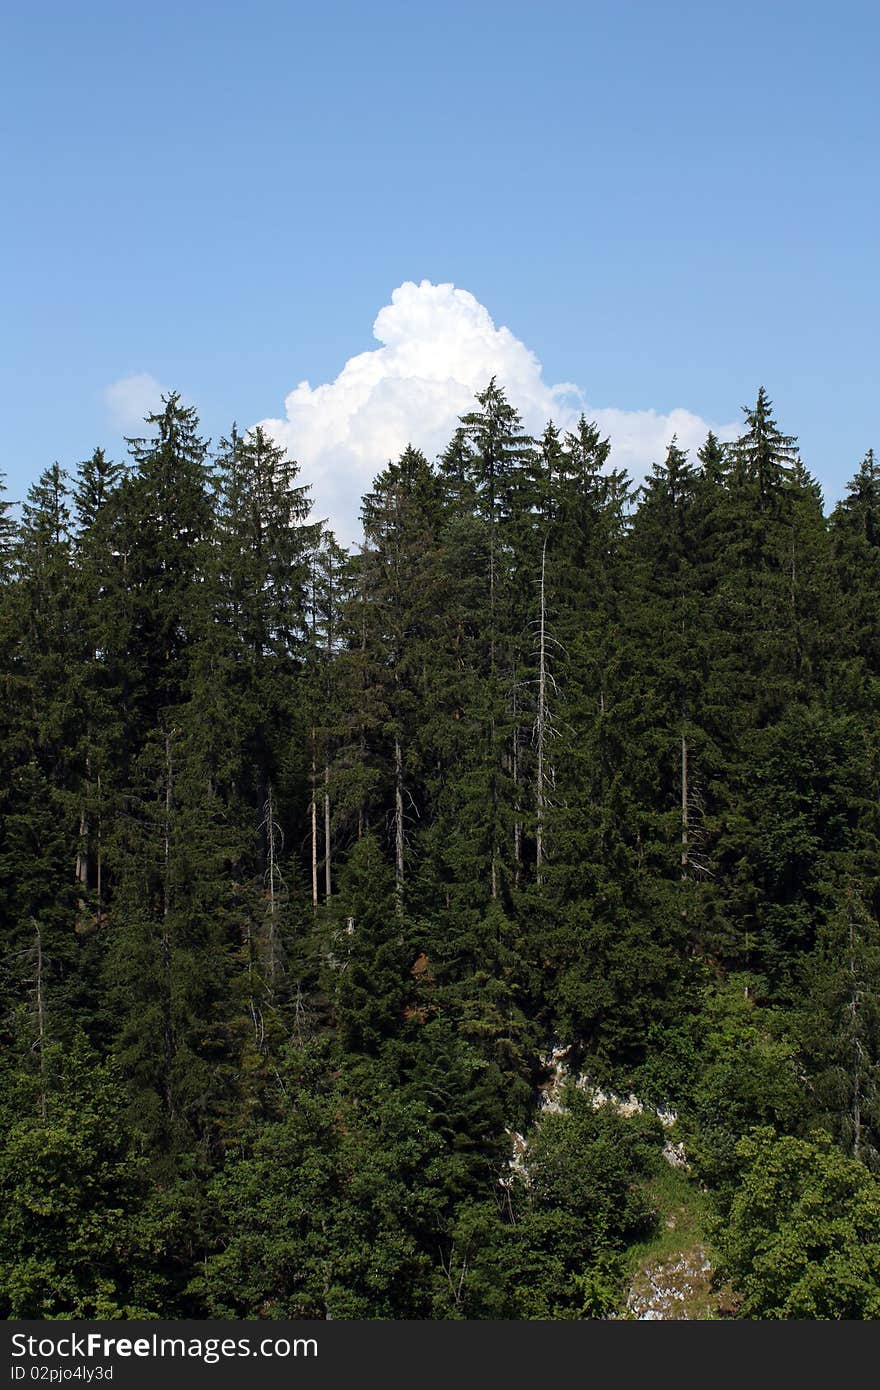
[434,1096,662,1318]
[798,890,880,1168]
[0,1038,159,1318]
[195,1043,477,1318]
[685,977,806,1194]
[2,381,878,1319]
[717,1128,880,1318]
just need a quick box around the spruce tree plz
[800,890,880,1169]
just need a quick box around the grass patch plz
[619,1160,736,1319]
[629,1163,712,1267]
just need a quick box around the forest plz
[2,381,880,1320]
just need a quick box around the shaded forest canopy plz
[2,381,880,1319]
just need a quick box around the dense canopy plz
[2,384,880,1319]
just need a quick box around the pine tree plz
[455,380,536,900]
[69,449,128,932]
[351,446,446,908]
[0,468,17,581]
[306,528,353,908]
[3,465,94,1053]
[727,385,799,505]
[800,890,880,1169]
[116,392,213,731]
[73,447,125,532]
[831,450,880,676]
[16,462,77,765]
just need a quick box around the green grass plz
[619,1162,736,1319]
[630,1163,711,1264]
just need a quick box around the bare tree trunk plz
[266,782,278,985]
[849,908,862,1162]
[324,553,334,900]
[489,493,499,901]
[510,665,521,887]
[162,729,174,1117]
[324,756,332,900]
[75,757,91,932]
[358,549,368,843]
[163,731,173,923]
[75,804,89,889]
[95,771,103,928]
[310,728,318,909]
[245,914,261,1046]
[489,509,496,674]
[853,1050,863,1163]
[536,537,548,884]
[681,713,689,881]
[75,800,89,934]
[32,919,46,1121]
[513,729,521,888]
[394,735,404,913]
[790,528,798,671]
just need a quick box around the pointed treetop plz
[565,414,612,472]
[73,447,125,532]
[361,445,439,546]
[838,448,880,546]
[729,387,799,501]
[126,391,209,470]
[697,430,727,482]
[0,468,18,577]
[459,378,534,458]
[21,462,71,548]
[844,448,880,507]
[554,415,612,512]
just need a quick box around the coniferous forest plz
[4,381,880,1321]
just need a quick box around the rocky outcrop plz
[536,1042,687,1168]
[625,1246,714,1320]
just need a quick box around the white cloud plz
[260,280,737,543]
[587,404,737,478]
[103,372,167,432]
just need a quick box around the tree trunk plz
[310,728,318,909]
[849,909,862,1161]
[162,729,174,1118]
[324,755,332,900]
[536,536,548,883]
[266,781,278,986]
[75,804,89,889]
[32,919,46,1121]
[680,713,689,881]
[163,730,173,924]
[513,728,522,888]
[95,770,103,928]
[394,735,404,913]
[511,664,522,886]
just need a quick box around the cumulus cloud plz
[103,372,167,432]
[260,280,737,543]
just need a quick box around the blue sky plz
[3,0,877,534]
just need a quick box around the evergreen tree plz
[0,467,17,580]
[115,392,213,730]
[73,447,125,533]
[5,374,880,1320]
[800,890,880,1169]
[69,448,128,935]
[831,450,880,675]
[727,385,799,505]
